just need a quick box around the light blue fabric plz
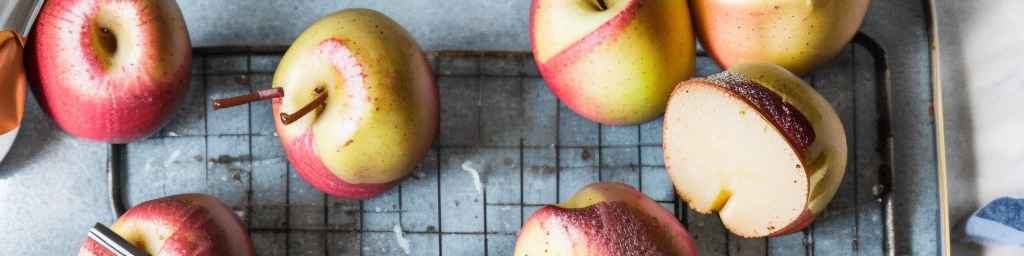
[966,197,1024,246]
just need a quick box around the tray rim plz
[927,0,953,254]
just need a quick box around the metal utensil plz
[87,223,149,256]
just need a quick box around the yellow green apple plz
[691,0,870,75]
[515,182,697,255]
[273,9,438,199]
[663,63,848,237]
[530,0,696,125]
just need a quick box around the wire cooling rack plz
[108,34,896,255]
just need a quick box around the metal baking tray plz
[91,1,938,256]
[107,35,914,256]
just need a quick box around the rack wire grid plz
[108,33,897,256]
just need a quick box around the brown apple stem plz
[280,89,328,125]
[592,0,608,10]
[212,87,285,110]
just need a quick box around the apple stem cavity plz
[591,0,609,11]
[212,88,285,110]
[280,88,328,125]
[98,28,117,54]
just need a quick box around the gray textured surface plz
[179,0,531,51]
[0,1,939,255]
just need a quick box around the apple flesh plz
[25,0,192,143]
[530,0,696,125]
[1,31,26,164]
[273,9,438,200]
[663,63,847,237]
[691,0,869,75]
[79,194,254,256]
[515,182,697,255]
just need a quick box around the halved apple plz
[514,182,697,255]
[663,63,847,237]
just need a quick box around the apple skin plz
[79,194,254,256]
[273,9,438,200]
[25,0,192,143]
[691,0,869,75]
[664,63,847,237]
[530,0,696,125]
[514,182,697,256]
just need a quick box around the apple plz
[663,63,847,237]
[270,9,437,199]
[514,182,697,255]
[25,0,192,143]
[79,194,254,256]
[691,0,869,75]
[1,30,26,164]
[530,0,696,125]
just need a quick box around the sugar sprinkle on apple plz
[663,63,848,237]
[515,182,697,255]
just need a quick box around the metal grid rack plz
[105,32,899,256]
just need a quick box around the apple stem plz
[280,88,328,125]
[592,0,608,10]
[212,88,285,110]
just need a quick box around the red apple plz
[530,0,696,125]
[272,9,437,199]
[663,63,848,237]
[25,0,192,143]
[691,0,870,75]
[515,182,697,255]
[79,194,254,256]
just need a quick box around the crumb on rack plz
[461,160,484,195]
[393,224,411,255]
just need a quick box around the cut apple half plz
[514,182,697,255]
[663,63,847,237]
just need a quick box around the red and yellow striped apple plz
[79,194,254,256]
[515,182,697,255]
[530,0,696,125]
[25,0,192,143]
[691,0,870,75]
[272,9,437,199]
[663,63,847,237]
